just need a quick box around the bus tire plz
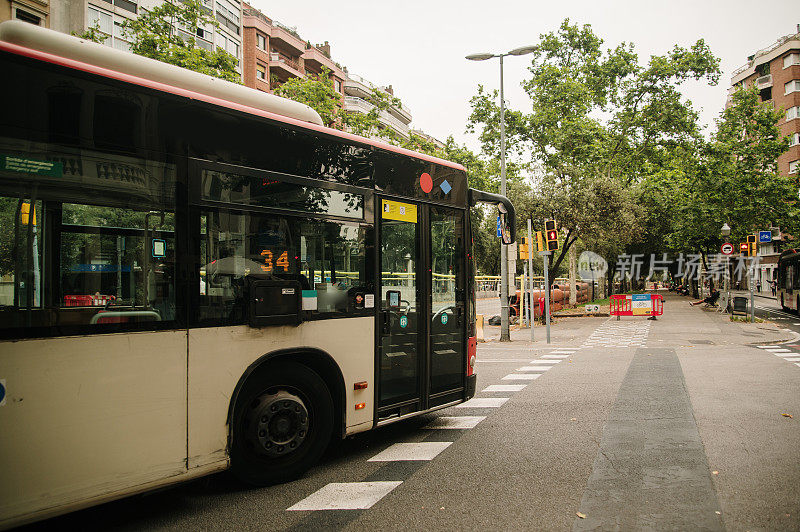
[230,361,333,486]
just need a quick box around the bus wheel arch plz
[227,348,345,486]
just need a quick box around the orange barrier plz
[610,294,663,317]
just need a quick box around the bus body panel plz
[187,317,374,468]
[0,330,188,526]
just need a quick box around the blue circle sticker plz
[441,313,448,325]
[400,316,408,328]
[0,380,5,405]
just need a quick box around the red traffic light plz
[739,243,749,252]
[547,230,558,241]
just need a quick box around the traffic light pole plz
[527,219,534,342]
[541,250,551,344]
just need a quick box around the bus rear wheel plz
[231,362,333,486]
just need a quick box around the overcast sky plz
[250,0,798,155]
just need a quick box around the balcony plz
[302,47,344,77]
[270,21,305,54]
[343,74,412,124]
[270,52,303,79]
[343,96,410,139]
[756,74,773,89]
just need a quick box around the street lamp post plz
[467,45,536,342]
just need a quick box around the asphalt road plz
[18,294,800,531]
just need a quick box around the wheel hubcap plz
[247,390,309,458]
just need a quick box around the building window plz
[787,106,800,122]
[789,160,799,175]
[13,6,42,25]
[334,79,342,93]
[792,133,800,147]
[784,53,800,69]
[256,33,266,50]
[785,80,800,96]
[256,64,266,80]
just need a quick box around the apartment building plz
[729,25,800,285]
[1,0,50,27]
[729,25,800,178]
[241,3,345,98]
[343,73,412,140]
[19,0,244,73]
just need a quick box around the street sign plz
[759,231,772,243]
[720,243,733,255]
[739,243,749,253]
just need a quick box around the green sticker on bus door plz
[399,316,408,328]
[1,155,63,177]
[441,313,448,325]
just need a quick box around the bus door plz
[377,198,466,417]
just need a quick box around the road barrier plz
[610,294,663,319]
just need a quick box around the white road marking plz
[549,350,576,354]
[769,349,792,353]
[456,397,509,408]
[757,345,783,349]
[796,363,800,368]
[476,359,533,362]
[423,416,486,429]
[525,360,561,364]
[502,373,542,380]
[287,481,403,511]
[782,357,800,362]
[482,384,527,392]
[542,354,570,359]
[517,366,552,372]
[368,442,452,462]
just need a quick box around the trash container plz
[732,296,748,316]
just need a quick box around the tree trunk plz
[569,244,577,306]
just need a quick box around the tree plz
[274,67,342,127]
[467,19,721,290]
[668,86,796,255]
[121,0,239,83]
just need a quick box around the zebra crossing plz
[286,345,581,512]
[581,319,652,348]
[756,344,800,367]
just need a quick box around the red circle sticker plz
[420,172,433,193]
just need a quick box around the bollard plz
[476,314,485,342]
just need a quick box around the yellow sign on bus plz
[381,199,417,223]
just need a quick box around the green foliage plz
[122,0,240,83]
[467,18,724,283]
[74,20,108,44]
[275,67,341,127]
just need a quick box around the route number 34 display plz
[260,249,290,273]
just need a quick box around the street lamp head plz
[721,223,731,237]
[465,53,495,61]
[508,45,537,56]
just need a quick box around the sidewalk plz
[481,292,796,348]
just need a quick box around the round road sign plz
[721,242,733,255]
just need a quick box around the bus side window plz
[196,210,373,325]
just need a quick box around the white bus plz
[0,21,515,528]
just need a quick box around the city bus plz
[777,249,800,312]
[0,20,515,528]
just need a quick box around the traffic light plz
[519,238,529,260]
[535,231,545,252]
[545,220,558,251]
[747,234,757,257]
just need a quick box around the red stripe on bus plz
[0,41,467,173]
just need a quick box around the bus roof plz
[0,20,466,173]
